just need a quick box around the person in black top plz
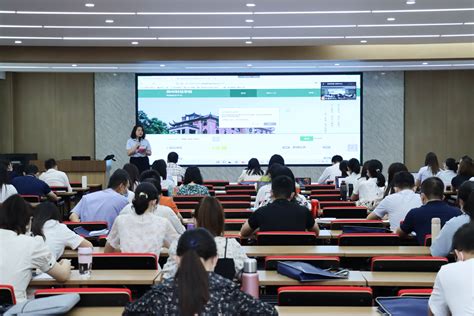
[123,228,276,316]
[240,175,319,237]
[452,156,474,191]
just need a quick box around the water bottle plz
[431,218,441,241]
[78,247,93,277]
[241,258,259,298]
[340,181,348,201]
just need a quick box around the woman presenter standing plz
[127,125,152,174]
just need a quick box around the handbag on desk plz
[277,261,349,282]
[375,297,429,316]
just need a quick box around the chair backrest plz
[204,180,229,187]
[371,256,448,272]
[424,234,432,247]
[319,201,356,209]
[398,289,433,297]
[322,206,368,219]
[226,189,256,196]
[264,256,340,270]
[175,201,200,210]
[310,200,319,218]
[220,201,252,209]
[0,284,15,305]
[224,209,252,219]
[216,195,251,202]
[330,220,385,230]
[304,184,336,190]
[225,184,255,191]
[50,186,69,192]
[34,288,131,307]
[70,253,158,270]
[172,195,205,202]
[256,231,317,245]
[278,286,373,306]
[311,189,341,195]
[338,233,400,246]
[63,221,108,232]
[20,194,41,203]
[178,210,193,218]
[310,194,341,201]
[224,219,246,230]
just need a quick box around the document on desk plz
[32,273,54,280]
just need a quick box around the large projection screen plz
[137,73,362,166]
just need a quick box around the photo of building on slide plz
[138,110,274,135]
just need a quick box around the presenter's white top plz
[39,168,73,192]
[317,163,341,184]
[416,166,440,184]
[126,138,151,158]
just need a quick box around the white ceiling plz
[0,0,473,47]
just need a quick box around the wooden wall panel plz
[405,70,474,171]
[0,73,14,152]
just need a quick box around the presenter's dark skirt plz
[130,156,150,174]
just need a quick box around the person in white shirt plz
[39,158,73,192]
[0,164,17,203]
[237,158,265,183]
[162,196,249,279]
[383,162,408,198]
[166,152,186,182]
[368,171,422,231]
[437,158,458,188]
[352,159,385,203]
[151,159,176,194]
[317,155,343,184]
[105,182,180,259]
[416,152,441,188]
[31,202,92,260]
[0,195,71,302]
[344,158,361,188]
[429,222,474,316]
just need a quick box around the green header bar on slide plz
[138,88,360,98]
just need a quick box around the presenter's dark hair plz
[168,152,179,163]
[194,197,225,237]
[458,181,474,218]
[0,195,31,235]
[139,169,161,182]
[347,158,361,175]
[424,152,440,174]
[420,177,444,200]
[245,158,263,176]
[384,162,408,197]
[445,158,458,172]
[331,155,343,163]
[272,175,295,199]
[339,160,349,177]
[130,124,146,140]
[25,164,39,175]
[176,228,217,316]
[367,159,385,187]
[44,159,57,170]
[31,202,61,239]
[107,169,129,190]
[123,163,140,189]
[452,222,474,253]
[183,166,203,185]
[0,164,10,187]
[151,159,168,180]
[132,183,158,215]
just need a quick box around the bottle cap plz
[432,218,441,224]
[243,258,257,273]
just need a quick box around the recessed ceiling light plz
[246,3,256,7]
[160,64,166,67]
[85,3,95,7]
[105,19,114,23]
[422,62,428,65]
[245,19,254,23]
[360,40,367,43]
[387,17,396,21]
[406,0,416,4]
[131,41,139,45]
[245,40,253,44]
[71,64,77,67]
[381,72,386,75]
[14,40,22,44]
[334,63,340,66]
[247,64,253,67]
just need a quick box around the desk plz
[258,270,366,286]
[338,246,430,257]
[276,306,380,316]
[55,191,77,214]
[361,271,436,287]
[67,307,124,316]
[223,230,334,240]
[61,247,170,258]
[30,270,159,286]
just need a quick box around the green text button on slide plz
[300,136,314,141]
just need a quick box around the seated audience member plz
[259,154,285,182]
[39,159,73,192]
[123,163,140,192]
[452,156,474,191]
[352,159,385,206]
[166,151,185,182]
[317,155,343,184]
[241,175,319,238]
[254,165,310,210]
[162,197,248,279]
[69,169,129,229]
[0,164,17,203]
[416,152,441,188]
[367,171,422,231]
[0,195,71,302]
[176,166,210,196]
[237,158,264,183]
[31,202,92,260]
[151,159,175,194]
[123,228,277,315]
[105,183,180,258]
[383,162,408,197]
[431,181,474,257]
[121,178,185,234]
[1,160,19,181]
[345,158,361,187]
[397,177,462,245]
[139,170,180,215]
[12,164,59,201]
[438,158,458,188]
[339,160,349,178]
[429,222,474,316]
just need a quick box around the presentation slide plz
[137,74,362,165]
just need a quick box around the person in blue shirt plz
[397,177,462,245]
[11,164,59,201]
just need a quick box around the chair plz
[424,234,432,247]
[371,256,448,272]
[226,189,257,196]
[311,189,340,195]
[319,201,356,209]
[220,201,251,209]
[256,231,317,245]
[322,206,368,219]
[216,195,251,202]
[398,289,433,297]
[175,201,200,210]
[330,219,385,230]
[20,194,41,203]
[278,286,373,306]
[63,221,108,232]
[224,209,252,219]
[338,233,400,246]
[224,219,247,230]
[310,194,341,201]
[172,195,205,202]
[204,180,229,187]
[179,209,193,218]
[310,200,319,218]
[225,184,255,191]
[265,256,340,270]
[0,284,15,305]
[69,253,158,270]
[34,288,131,307]
[50,186,69,192]
[304,184,336,190]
